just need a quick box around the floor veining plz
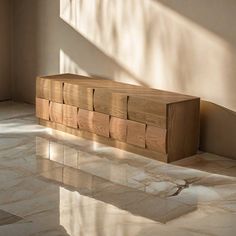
[0,101,235,236]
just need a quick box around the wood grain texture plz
[36,77,51,100]
[36,73,200,162]
[37,73,197,103]
[49,102,63,124]
[93,112,110,137]
[128,96,167,128]
[94,89,128,119]
[63,77,137,110]
[51,81,63,103]
[39,119,168,162]
[36,75,76,102]
[77,109,94,133]
[94,87,192,121]
[64,83,94,110]
[146,126,167,153]
[127,120,146,148]
[36,98,50,120]
[37,74,101,103]
[167,99,200,162]
[78,109,109,137]
[93,87,165,119]
[62,104,78,128]
[110,117,127,142]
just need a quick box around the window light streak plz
[59,0,236,112]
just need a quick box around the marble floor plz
[0,101,235,236]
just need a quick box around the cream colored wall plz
[12,0,236,111]
[0,0,11,101]
[11,0,236,158]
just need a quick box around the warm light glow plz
[59,186,150,235]
[0,122,47,134]
[59,0,236,112]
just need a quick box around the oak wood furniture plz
[36,74,200,163]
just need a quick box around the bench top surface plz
[37,74,199,104]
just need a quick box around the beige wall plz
[11,0,236,159]
[0,0,11,101]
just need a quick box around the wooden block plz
[77,109,94,133]
[76,87,94,110]
[36,98,50,120]
[37,74,98,103]
[94,89,128,119]
[36,77,51,100]
[93,112,110,137]
[36,77,65,102]
[49,102,63,124]
[127,120,146,148]
[110,117,127,142]
[51,80,63,103]
[167,99,200,161]
[63,79,136,111]
[94,87,176,120]
[63,104,78,128]
[128,96,167,128]
[78,109,110,137]
[63,83,94,110]
[36,77,64,102]
[146,126,167,153]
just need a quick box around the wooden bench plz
[36,74,200,163]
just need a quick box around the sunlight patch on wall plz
[60,0,236,112]
[60,0,147,80]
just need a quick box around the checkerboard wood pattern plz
[36,74,200,162]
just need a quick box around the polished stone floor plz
[0,101,235,236]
